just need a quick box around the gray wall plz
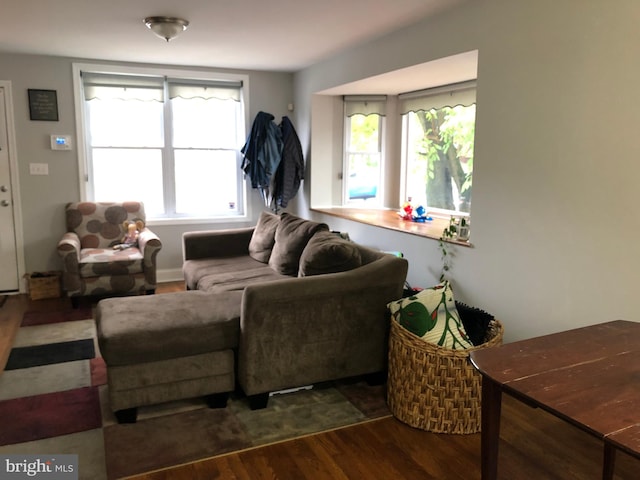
[292,0,640,342]
[0,52,293,280]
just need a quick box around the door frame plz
[1,80,26,293]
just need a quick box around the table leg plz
[480,376,502,480]
[602,443,616,480]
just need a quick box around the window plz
[400,81,476,215]
[343,96,386,205]
[77,67,247,220]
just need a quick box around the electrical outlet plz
[29,163,49,175]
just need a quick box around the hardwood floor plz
[2,283,638,479]
[127,396,639,480]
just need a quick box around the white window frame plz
[399,81,476,218]
[72,63,251,225]
[342,96,386,206]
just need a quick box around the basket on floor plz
[387,316,503,434]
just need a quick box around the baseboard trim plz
[157,268,184,283]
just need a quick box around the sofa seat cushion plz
[196,263,287,293]
[96,290,242,366]
[79,247,143,277]
[184,255,287,291]
[299,231,362,277]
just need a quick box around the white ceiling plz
[0,0,466,72]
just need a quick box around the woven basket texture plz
[26,272,62,300]
[387,317,504,434]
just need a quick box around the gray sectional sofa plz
[96,211,409,421]
[183,212,409,409]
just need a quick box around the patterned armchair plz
[57,202,162,306]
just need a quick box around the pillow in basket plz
[387,281,473,350]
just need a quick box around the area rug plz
[0,306,391,480]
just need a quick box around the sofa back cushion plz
[268,213,329,275]
[65,201,146,249]
[298,231,362,277]
[248,211,280,263]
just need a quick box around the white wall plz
[292,0,640,342]
[0,53,294,282]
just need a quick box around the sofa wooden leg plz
[205,392,229,409]
[145,289,156,295]
[248,393,269,410]
[114,407,138,424]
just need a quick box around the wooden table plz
[469,320,640,480]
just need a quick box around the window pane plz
[348,114,380,153]
[346,114,381,203]
[172,97,240,149]
[91,148,165,215]
[87,99,164,147]
[174,149,239,215]
[347,153,380,201]
[404,104,475,214]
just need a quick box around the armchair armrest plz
[183,227,254,261]
[57,232,81,261]
[138,228,162,286]
[57,232,81,294]
[138,228,162,256]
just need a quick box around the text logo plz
[0,455,78,480]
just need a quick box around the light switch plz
[29,163,49,175]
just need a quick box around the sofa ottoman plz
[95,290,242,423]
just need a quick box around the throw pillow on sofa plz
[298,231,362,277]
[269,213,329,275]
[248,211,280,263]
[387,281,473,350]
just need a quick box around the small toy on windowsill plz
[113,220,144,250]
[398,201,413,220]
[411,205,432,223]
[397,202,433,222]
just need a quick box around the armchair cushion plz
[268,213,329,276]
[65,201,146,249]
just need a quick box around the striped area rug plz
[0,306,390,480]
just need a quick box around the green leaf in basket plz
[398,301,433,337]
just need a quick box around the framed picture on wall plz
[28,89,59,121]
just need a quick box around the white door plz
[0,86,19,292]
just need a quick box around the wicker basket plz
[387,317,504,434]
[25,271,62,300]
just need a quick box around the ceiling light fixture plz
[144,16,189,42]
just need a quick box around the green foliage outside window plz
[409,104,475,213]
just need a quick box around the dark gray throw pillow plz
[248,211,280,263]
[268,213,329,275]
[299,231,362,277]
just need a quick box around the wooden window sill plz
[312,207,473,247]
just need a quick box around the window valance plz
[399,80,476,114]
[82,73,243,102]
[344,95,387,117]
[82,73,164,102]
[168,79,242,101]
